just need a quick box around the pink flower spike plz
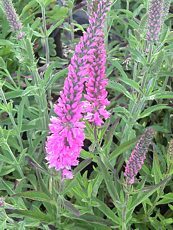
[146,0,164,42]
[124,127,155,184]
[84,30,110,126]
[2,0,25,39]
[46,0,111,179]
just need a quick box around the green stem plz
[31,67,49,131]
[5,70,17,88]
[126,0,130,10]
[5,142,24,178]
[69,8,74,43]
[121,190,129,230]
[41,5,50,65]
[55,172,64,228]
[21,38,49,132]
[117,45,155,172]
[41,4,52,101]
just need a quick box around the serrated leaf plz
[94,198,120,224]
[139,104,171,118]
[13,208,54,223]
[147,91,173,100]
[108,81,133,100]
[110,138,137,164]
[157,193,173,205]
[110,59,129,79]
[47,19,64,36]
[120,78,141,93]
[65,213,114,227]
[129,176,172,212]
[96,157,119,204]
[46,68,67,89]
[152,152,163,184]
[13,191,55,206]
[64,200,80,217]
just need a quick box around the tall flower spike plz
[1,0,25,39]
[124,127,155,184]
[84,30,110,126]
[46,0,111,179]
[146,0,164,42]
[84,0,110,126]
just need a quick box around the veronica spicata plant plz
[1,0,173,229]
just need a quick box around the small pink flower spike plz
[1,0,25,39]
[124,127,155,184]
[146,0,164,42]
[46,0,111,179]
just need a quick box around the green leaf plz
[47,5,68,21]
[13,207,54,223]
[0,57,7,69]
[110,59,129,79]
[113,106,131,120]
[5,89,23,99]
[17,98,25,132]
[156,193,173,205]
[108,81,134,100]
[65,213,114,227]
[47,19,64,36]
[0,165,15,176]
[130,48,147,65]
[63,159,92,195]
[13,191,56,206]
[139,104,172,118]
[73,158,92,175]
[46,68,67,89]
[120,78,141,93]
[130,176,172,212]
[152,152,163,184]
[0,40,13,47]
[147,91,173,100]
[94,198,120,224]
[110,138,137,164]
[64,199,80,217]
[22,86,40,97]
[96,157,119,204]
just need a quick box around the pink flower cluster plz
[124,127,155,184]
[84,29,110,125]
[46,0,110,179]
